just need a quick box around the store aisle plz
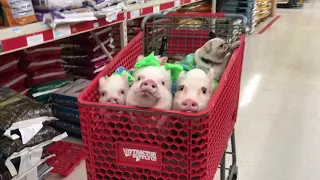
[235,1,320,180]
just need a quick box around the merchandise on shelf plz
[52,78,91,109]
[50,78,89,138]
[257,0,271,21]
[0,0,38,26]
[219,0,256,31]
[50,120,82,138]
[0,87,67,180]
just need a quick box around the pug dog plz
[194,34,240,80]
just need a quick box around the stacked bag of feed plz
[27,79,70,105]
[18,42,66,88]
[50,79,91,138]
[0,54,28,95]
[0,87,67,180]
[60,28,116,80]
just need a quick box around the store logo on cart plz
[123,148,157,162]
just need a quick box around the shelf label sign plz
[174,0,180,7]
[153,5,160,13]
[11,27,20,34]
[53,26,71,39]
[93,22,99,28]
[130,10,140,19]
[26,34,44,47]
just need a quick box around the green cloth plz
[134,52,160,70]
[176,54,196,71]
[164,63,184,81]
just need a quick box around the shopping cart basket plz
[78,12,246,180]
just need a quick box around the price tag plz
[11,27,20,34]
[130,10,140,19]
[93,22,99,28]
[26,34,44,46]
[153,5,160,13]
[53,25,71,39]
[174,0,180,7]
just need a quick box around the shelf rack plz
[0,0,203,56]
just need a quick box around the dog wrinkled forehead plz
[210,38,226,47]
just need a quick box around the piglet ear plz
[177,71,186,82]
[121,73,129,86]
[158,56,168,66]
[99,76,107,87]
[136,55,145,63]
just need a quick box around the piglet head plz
[173,68,215,112]
[127,66,172,108]
[126,53,172,109]
[98,73,129,105]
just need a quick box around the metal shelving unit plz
[0,0,204,56]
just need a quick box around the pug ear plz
[203,40,212,53]
[208,32,216,40]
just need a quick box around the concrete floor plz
[47,2,320,179]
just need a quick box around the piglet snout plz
[180,99,199,112]
[140,79,158,93]
[106,97,119,104]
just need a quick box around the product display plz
[52,78,91,109]
[0,87,54,135]
[0,0,38,26]
[52,104,80,125]
[50,121,81,138]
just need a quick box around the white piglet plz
[173,68,215,112]
[126,56,172,109]
[98,74,129,104]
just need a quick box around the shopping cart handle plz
[141,13,248,33]
[166,12,248,33]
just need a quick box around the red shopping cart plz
[78,12,246,180]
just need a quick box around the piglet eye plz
[120,89,125,95]
[201,87,207,94]
[137,77,141,81]
[178,85,184,91]
[162,81,165,85]
[101,92,105,96]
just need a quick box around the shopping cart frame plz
[78,12,246,180]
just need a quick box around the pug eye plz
[219,44,224,48]
[201,87,207,94]
[120,89,125,95]
[162,81,165,86]
[178,85,184,91]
